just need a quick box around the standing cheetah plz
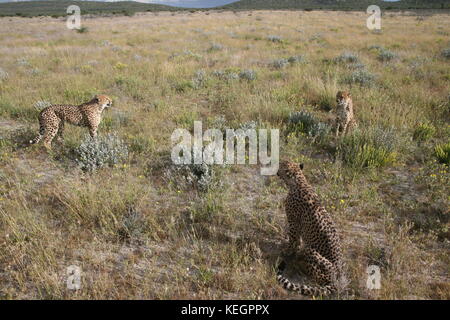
[30,95,112,149]
[276,161,344,296]
[335,91,357,137]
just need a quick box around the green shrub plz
[378,49,397,62]
[434,142,450,165]
[173,80,194,93]
[413,123,435,142]
[337,127,398,169]
[76,26,89,34]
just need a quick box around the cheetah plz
[276,161,344,296]
[30,95,112,149]
[335,90,357,137]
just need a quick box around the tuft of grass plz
[434,142,450,165]
[207,43,224,52]
[413,123,435,142]
[76,26,89,34]
[337,127,398,169]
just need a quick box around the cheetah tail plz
[29,126,44,145]
[276,260,334,297]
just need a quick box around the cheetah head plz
[94,95,112,110]
[336,91,351,107]
[277,160,304,186]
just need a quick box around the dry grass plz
[0,10,449,300]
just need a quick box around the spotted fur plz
[335,91,357,137]
[276,161,343,297]
[30,95,112,149]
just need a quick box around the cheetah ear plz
[299,163,304,170]
[93,95,100,102]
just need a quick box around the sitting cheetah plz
[335,90,357,137]
[276,161,344,296]
[30,95,112,149]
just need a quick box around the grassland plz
[0,10,449,300]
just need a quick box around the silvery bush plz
[343,69,376,87]
[208,43,224,52]
[16,58,30,67]
[76,133,128,172]
[270,58,289,69]
[289,111,330,138]
[267,35,282,43]
[378,49,397,62]
[335,51,359,63]
[287,55,307,64]
[192,69,208,89]
[167,163,218,192]
[212,70,239,81]
[441,48,450,59]
[239,69,257,81]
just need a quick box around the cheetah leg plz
[277,247,337,296]
[347,119,357,134]
[341,122,348,137]
[89,126,98,139]
[285,213,301,256]
[335,122,341,138]
[42,118,60,150]
[56,121,65,143]
[301,247,336,288]
[30,117,46,145]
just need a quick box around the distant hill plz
[221,0,450,10]
[0,0,448,18]
[0,0,182,17]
